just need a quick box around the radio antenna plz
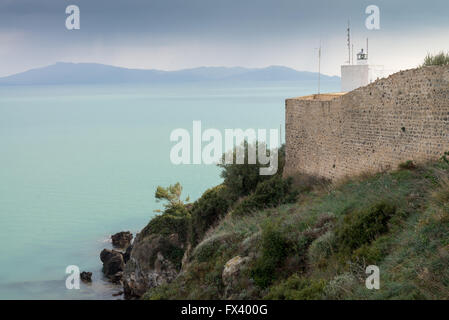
[366,38,369,60]
[317,40,321,94]
[347,20,351,64]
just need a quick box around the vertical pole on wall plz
[352,44,354,65]
[318,41,321,95]
[366,38,369,60]
[347,20,351,65]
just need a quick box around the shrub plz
[232,176,298,216]
[308,231,336,268]
[432,174,449,205]
[440,151,449,166]
[324,273,358,300]
[251,221,290,288]
[204,261,226,293]
[189,185,231,246]
[335,202,396,253]
[288,172,330,194]
[192,238,223,263]
[422,52,449,66]
[398,160,416,170]
[191,233,240,267]
[265,274,326,300]
[154,182,189,212]
[141,207,190,271]
[143,279,184,300]
[218,142,285,198]
[143,204,190,243]
[352,235,390,265]
[145,183,191,243]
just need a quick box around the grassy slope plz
[144,162,449,300]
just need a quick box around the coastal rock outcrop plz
[99,231,133,286]
[122,232,182,299]
[123,244,133,264]
[100,249,125,282]
[121,201,190,299]
[80,271,92,283]
[111,231,133,248]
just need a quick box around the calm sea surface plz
[0,80,339,299]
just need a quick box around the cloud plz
[0,0,448,76]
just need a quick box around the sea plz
[0,80,340,299]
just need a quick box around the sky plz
[1,0,449,77]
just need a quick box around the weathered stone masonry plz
[284,66,449,180]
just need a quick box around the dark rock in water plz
[80,271,92,283]
[123,245,133,264]
[100,248,115,264]
[111,231,133,248]
[100,249,125,279]
[112,291,123,297]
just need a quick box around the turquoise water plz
[0,80,339,299]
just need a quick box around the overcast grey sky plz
[1,0,448,77]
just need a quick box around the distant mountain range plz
[0,62,340,85]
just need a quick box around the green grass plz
[422,52,449,66]
[144,162,449,300]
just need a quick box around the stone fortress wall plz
[284,66,449,180]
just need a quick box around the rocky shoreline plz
[92,147,292,300]
[99,229,183,299]
[97,231,131,298]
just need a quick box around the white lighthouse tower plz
[341,27,388,92]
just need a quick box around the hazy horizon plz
[0,62,341,78]
[0,62,341,86]
[1,0,449,77]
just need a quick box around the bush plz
[143,204,190,243]
[251,221,290,288]
[335,202,396,253]
[308,231,336,268]
[352,235,390,265]
[324,273,358,300]
[440,151,449,166]
[398,160,417,170]
[218,142,285,198]
[289,172,329,193]
[144,183,191,243]
[265,274,326,300]
[141,207,190,271]
[189,185,231,246]
[143,280,183,300]
[192,237,223,263]
[432,174,449,205]
[422,52,449,66]
[154,182,189,211]
[232,176,298,216]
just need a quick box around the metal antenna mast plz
[317,40,321,94]
[347,20,351,64]
[366,38,369,60]
[352,44,354,65]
